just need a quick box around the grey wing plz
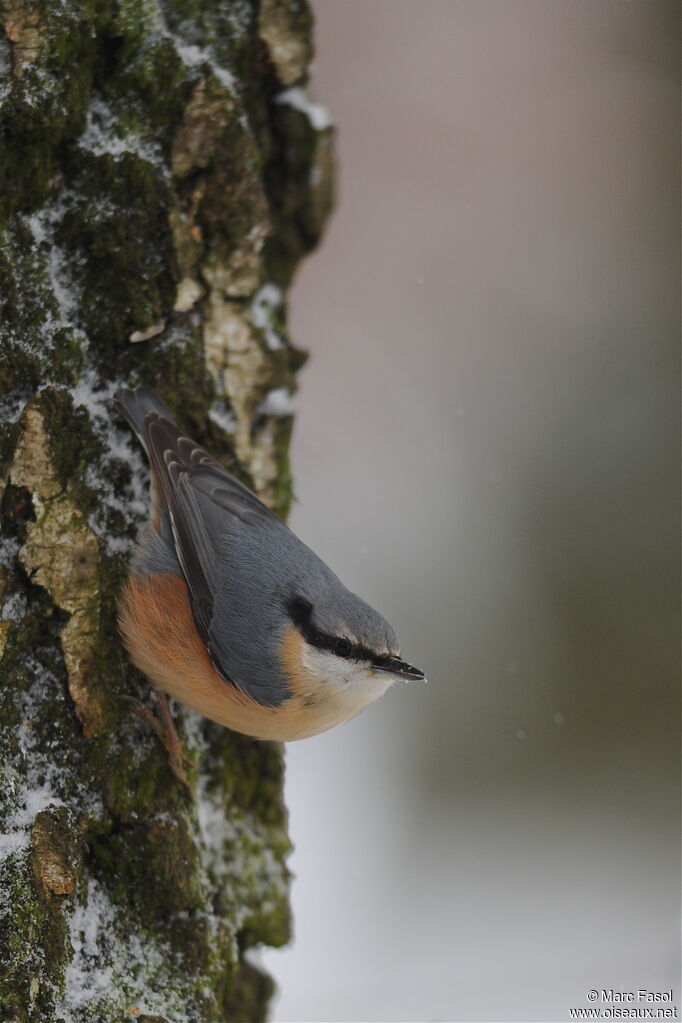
[143,412,277,655]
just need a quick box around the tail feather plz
[113,386,176,452]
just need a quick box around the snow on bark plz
[0,1,334,1019]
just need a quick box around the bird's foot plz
[120,692,196,797]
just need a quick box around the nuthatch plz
[114,386,424,782]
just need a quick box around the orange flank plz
[118,573,367,740]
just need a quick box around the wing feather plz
[143,411,275,650]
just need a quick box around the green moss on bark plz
[0,0,333,1019]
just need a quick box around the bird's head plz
[210,522,425,727]
[283,585,426,706]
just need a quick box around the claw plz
[120,692,195,797]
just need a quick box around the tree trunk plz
[0,1,333,1019]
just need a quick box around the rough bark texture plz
[0,1,333,1020]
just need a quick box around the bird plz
[113,385,425,789]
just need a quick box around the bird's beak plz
[372,656,426,682]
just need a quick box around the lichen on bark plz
[0,1,334,1020]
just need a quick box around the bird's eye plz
[335,638,352,658]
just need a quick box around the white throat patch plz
[300,643,395,712]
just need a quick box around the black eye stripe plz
[286,596,385,663]
[285,600,365,660]
[310,630,377,663]
[287,596,313,628]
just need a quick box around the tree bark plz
[0,2,333,1020]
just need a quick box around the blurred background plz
[261,3,680,1021]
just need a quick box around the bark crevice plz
[0,1,333,1019]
